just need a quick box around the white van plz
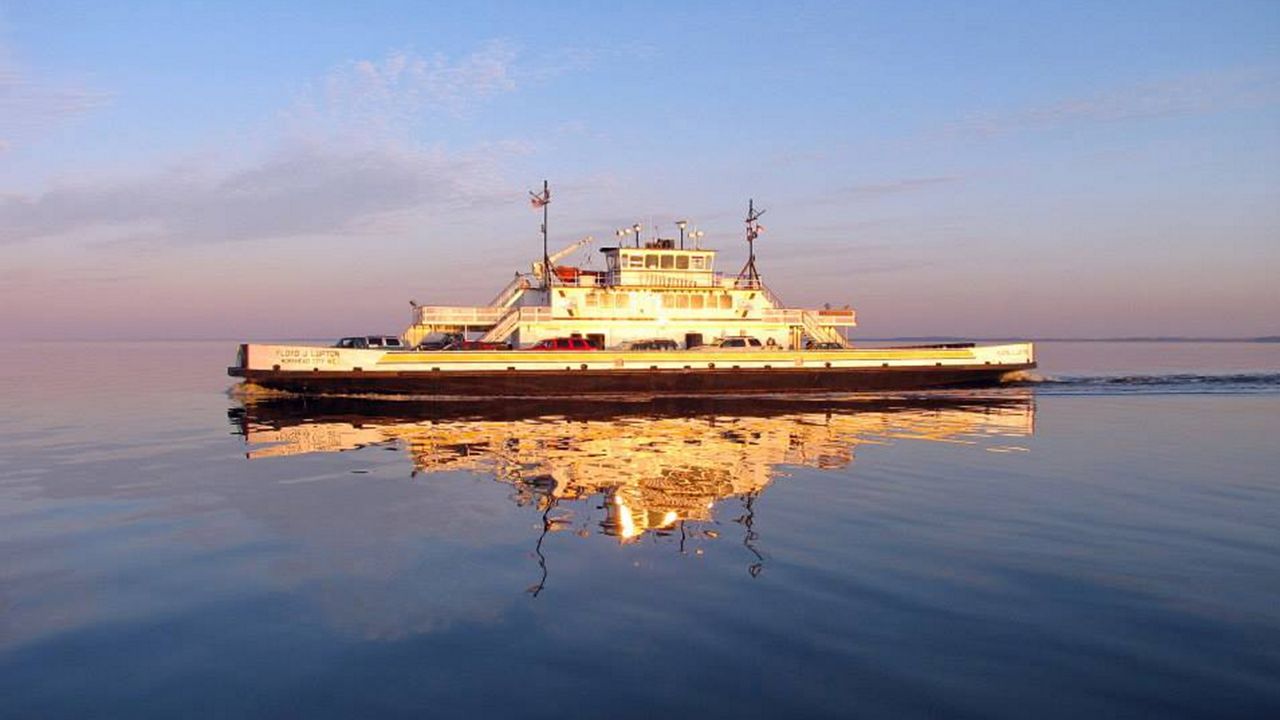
[335,336,405,349]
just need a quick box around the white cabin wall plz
[508,284,795,348]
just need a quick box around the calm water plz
[1,341,1278,718]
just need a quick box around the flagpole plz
[541,180,550,290]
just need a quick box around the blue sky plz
[1,1,1277,339]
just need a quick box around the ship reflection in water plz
[229,392,1034,590]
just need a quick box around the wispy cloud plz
[954,67,1280,136]
[808,176,959,206]
[287,41,519,134]
[0,54,110,149]
[0,140,512,245]
[0,41,544,247]
[0,264,141,291]
[836,176,958,197]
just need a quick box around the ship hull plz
[229,342,1035,397]
[231,358,1033,397]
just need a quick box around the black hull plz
[232,363,1035,398]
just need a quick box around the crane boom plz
[532,236,593,279]
[548,235,593,264]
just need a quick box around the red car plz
[526,337,598,351]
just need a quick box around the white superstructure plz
[405,240,856,351]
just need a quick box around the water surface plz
[1,341,1277,718]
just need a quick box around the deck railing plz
[597,271,722,288]
[414,306,509,326]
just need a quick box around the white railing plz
[762,308,804,324]
[602,271,720,288]
[759,308,854,347]
[758,282,784,307]
[415,306,508,326]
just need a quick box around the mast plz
[530,180,552,289]
[738,198,766,287]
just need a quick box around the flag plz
[529,186,551,209]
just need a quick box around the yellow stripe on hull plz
[374,348,977,366]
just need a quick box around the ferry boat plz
[228,186,1035,396]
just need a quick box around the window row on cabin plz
[662,292,733,309]
[583,292,734,310]
[620,253,709,270]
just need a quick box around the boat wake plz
[1007,371,1280,395]
[226,382,298,399]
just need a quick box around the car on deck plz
[335,335,405,349]
[705,336,765,350]
[619,338,680,351]
[444,340,512,351]
[525,337,598,351]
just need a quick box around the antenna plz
[738,198,767,286]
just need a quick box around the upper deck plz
[599,243,719,288]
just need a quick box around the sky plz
[1,0,1277,339]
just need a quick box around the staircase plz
[800,311,851,347]
[488,275,531,308]
[480,307,522,343]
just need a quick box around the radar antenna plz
[738,198,767,287]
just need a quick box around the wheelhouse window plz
[676,255,689,270]
[645,254,659,269]
[660,254,674,269]
[691,255,705,270]
[629,255,644,268]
